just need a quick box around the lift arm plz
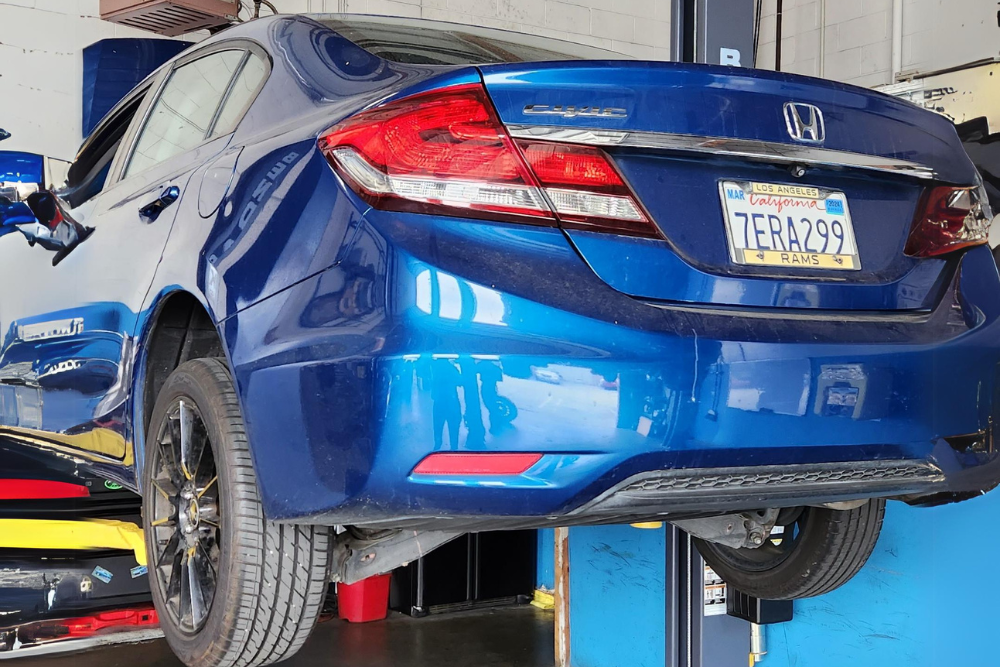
[0,518,146,565]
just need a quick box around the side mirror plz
[26,190,63,225]
[13,190,94,263]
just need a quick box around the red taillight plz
[0,479,90,500]
[319,84,657,236]
[519,141,626,192]
[904,184,993,257]
[412,452,543,476]
[319,84,549,221]
[518,140,652,236]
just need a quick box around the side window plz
[62,93,146,208]
[125,50,245,178]
[211,53,268,138]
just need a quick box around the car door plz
[0,45,260,468]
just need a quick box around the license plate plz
[719,181,861,270]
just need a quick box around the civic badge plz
[523,104,627,119]
[783,102,825,144]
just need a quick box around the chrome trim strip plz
[507,125,937,180]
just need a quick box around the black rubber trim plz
[576,460,944,517]
[302,459,947,533]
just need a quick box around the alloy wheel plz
[149,398,221,635]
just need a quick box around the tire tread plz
[694,499,885,600]
[146,358,330,667]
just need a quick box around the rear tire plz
[142,358,331,667]
[694,499,885,600]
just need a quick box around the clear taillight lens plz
[319,83,658,237]
[905,182,994,257]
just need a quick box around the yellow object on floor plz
[630,521,664,529]
[531,589,555,610]
[0,518,147,565]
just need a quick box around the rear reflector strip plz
[0,479,90,500]
[412,453,543,476]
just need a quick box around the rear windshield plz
[316,15,633,65]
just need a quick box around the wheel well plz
[141,293,225,435]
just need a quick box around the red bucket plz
[338,574,392,623]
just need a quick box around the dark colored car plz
[0,13,997,667]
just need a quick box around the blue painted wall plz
[569,524,666,667]
[769,493,1000,666]
[538,528,555,589]
[82,38,189,135]
[563,495,1000,667]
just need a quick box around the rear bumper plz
[223,215,1000,528]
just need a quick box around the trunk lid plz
[480,61,978,311]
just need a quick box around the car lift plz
[555,5,792,666]
[0,518,146,565]
[558,523,791,667]
[0,448,154,657]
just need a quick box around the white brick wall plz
[1,0,671,162]
[4,0,995,163]
[754,0,892,86]
[755,0,999,88]
[900,0,997,76]
[273,0,673,58]
[0,1,181,161]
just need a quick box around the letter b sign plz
[720,48,742,66]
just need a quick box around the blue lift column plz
[559,2,1000,663]
[565,523,752,667]
[565,492,1000,667]
[767,493,1000,666]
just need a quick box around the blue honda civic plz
[0,13,997,667]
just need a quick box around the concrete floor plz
[18,607,554,667]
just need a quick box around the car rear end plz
[231,15,1000,530]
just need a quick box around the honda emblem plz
[783,102,825,144]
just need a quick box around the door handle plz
[138,185,180,223]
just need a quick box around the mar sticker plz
[130,565,148,579]
[104,480,123,490]
[92,566,113,584]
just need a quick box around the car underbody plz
[328,446,1000,584]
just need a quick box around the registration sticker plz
[720,181,861,271]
